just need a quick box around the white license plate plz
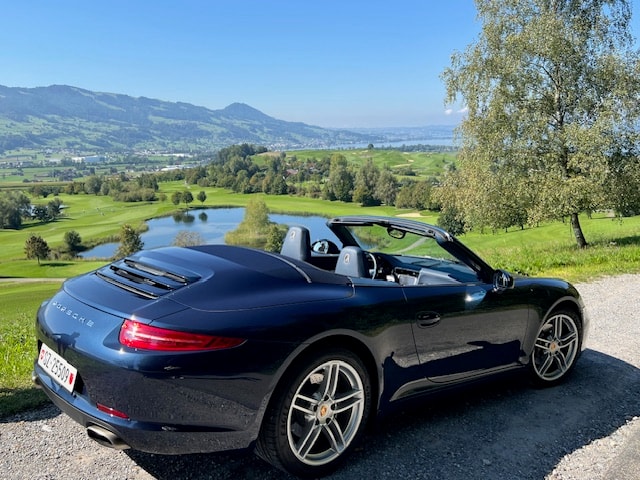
[38,343,78,393]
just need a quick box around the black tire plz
[256,348,371,478]
[529,310,582,386]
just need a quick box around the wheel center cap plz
[549,341,558,353]
[318,403,331,419]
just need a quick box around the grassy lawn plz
[0,281,62,417]
[2,183,640,417]
[459,213,640,281]
[282,148,457,178]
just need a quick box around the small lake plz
[81,208,338,259]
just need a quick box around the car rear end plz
[33,245,335,454]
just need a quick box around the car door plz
[403,281,530,383]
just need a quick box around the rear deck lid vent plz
[95,255,201,299]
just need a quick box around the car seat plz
[335,246,367,278]
[280,226,311,262]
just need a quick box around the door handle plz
[417,311,441,327]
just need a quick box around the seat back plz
[335,246,367,278]
[280,226,311,262]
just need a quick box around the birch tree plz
[441,0,640,247]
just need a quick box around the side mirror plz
[493,269,514,291]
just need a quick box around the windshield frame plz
[326,215,495,283]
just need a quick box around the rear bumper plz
[33,364,260,455]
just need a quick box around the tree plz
[25,234,50,265]
[441,0,640,247]
[374,168,398,206]
[438,206,466,236]
[326,154,353,202]
[85,175,102,195]
[32,205,50,222]
[196,191,207,205]
[115,224,144,259]
[0,191,31,229]
[171,191,183,206]
[172,230,205,247]
[264,223,285,253]
[182,191,194,207]
[64,230,82,253]
[397,180,434,211]
[353,160,380,206]
[224,198,277,249]
[46,198,63,220]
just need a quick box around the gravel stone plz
[1,274,638,479]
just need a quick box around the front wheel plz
[530,310,582,386]
[256,349,371,478]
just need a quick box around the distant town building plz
[71,155,106,163]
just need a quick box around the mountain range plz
[0,85,382,153]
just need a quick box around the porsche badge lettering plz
[51,301,95,328]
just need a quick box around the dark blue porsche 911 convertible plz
[33,215,589,477]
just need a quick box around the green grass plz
[458,213,640,282]
[0,281,62,417]
[281,148,456,178]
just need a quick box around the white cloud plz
[444,108,454,115]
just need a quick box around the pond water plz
[81,208,339,259]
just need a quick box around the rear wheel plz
[530,310,582,386]
[257,349,371,478]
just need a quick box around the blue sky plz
[1,1,639,128]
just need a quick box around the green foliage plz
[265,223,286,253]
[171,191,183,205]
[136,173,159,191]
[24,234,50,265]
[396,180,434,211]
[375,168,398,206]
[438,206,466,236]
[215,144,268,164]
[0,190,31,229]
[31,198,64,223]
[197,190,207,205]
[225,197,285,250]
[31,204,49,222]
[353,159,381,206]
[326,154,354,202]
[182,190,194,206]
[172,230,205,247]
[115,224,144,259]
[441,0,640,248]
[84,175,102,195]
[63,230,82,252]
[0,281,61,417]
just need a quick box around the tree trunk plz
[570,213,588,248]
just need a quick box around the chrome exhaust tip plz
[86,425,130,450]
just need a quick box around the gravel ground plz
[1,274,639,480]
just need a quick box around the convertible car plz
[33,215,589,477]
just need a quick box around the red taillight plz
[96,402,130,420]
[119,320,245,351]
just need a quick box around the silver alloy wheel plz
[532,312,580,382]
[286,359,365,466]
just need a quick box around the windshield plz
[348,224,460,264]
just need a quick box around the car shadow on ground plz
[124,348,639,479]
